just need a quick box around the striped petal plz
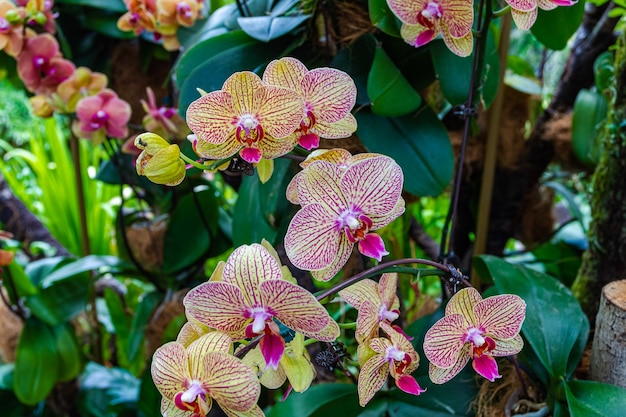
[511,7,537,30]
[294,160,347,209]
[261,279,330,335]
[187,91,236,144]
[381,322,419,373]
[387,0,428,24]
[401,23,436,48]
[423,313,469,368]
[312,113,357,139]
[286,173,301,204]
[474,294,526,340]
[262,57,307,93]
[339,278,379,310]
[316,319,341,341]
[441,0,474,38]
[340,155,404,216]
[176,321,212,347]
[257,85,305,138]
[310,233,354,281]
[428,345,471,384]
[441,25,474,57]
[183,282,250,337]
[151,342,189,399]
[193,133,242,160]
[356,300,381,343]
[257,133,299,160]
[200,351,261,412]
[358,354,389,406]
[242,347,287,389]
[161,397,193,417]
[187,331,232,356]
[379,273,400,311]
[491,334,524,356]
[537,0,558,9]
[284,203,340,271]
[303,67,357,123]
[300,148,352,168]
[223,404,266,417]
[445,287,482,320]
[222,244,282,306]
[222,71,263,114]
[370,199,406,230]
[505,0,537,12]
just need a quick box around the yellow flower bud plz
[135,133,186,186]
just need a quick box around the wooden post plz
[590,279,626,387]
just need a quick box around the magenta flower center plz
[465,327,496,358]
[337,208,374,243]
[91,110,109,129]
[418,1,443,28]
[236,114,264,147]
[465,327,485,346]
[248,306,272,333]
[174,380,210,416]
[177,2,193,18]
[33,56,46,69]
[385,346,406,363]
[0,18,9,32]
[379,305,399,323]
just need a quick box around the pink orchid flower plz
[183,243,339,370]
[17,33,75,95]
[141,87,189,139]
[54,66,108,113]
[386,0,474,57]
[423,287,526,384]
[74,89,131,144]
[262,57,357,150]
[358,322,425,407]
[157,0,201,27]
[0,0,26,57]
[152,331,263,417]
[506,0,576,30]
[284,152,405,281]
[340,273,401,343]
[186,71,304,164]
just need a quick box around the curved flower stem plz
[315,259,471,302]
[493,5,511,17]
[179,153,210,170]
[338,322,357,329]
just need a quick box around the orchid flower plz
[186,71,304,164]
[340,273,401,343]
[17,33,75,95]
[423,287,526,384]
[358,322,425,407]
[386,0,474,57]
[284,152,405,281]
[262,57,357,150]
[183,243,340,370]
[135,132,186,186]
[73,89,131,144]
[54,66,108,112]
[506,0,576,30]
[151,331,262,417]
[0,0,26,57]
[141,87,189,139]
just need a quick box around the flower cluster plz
[284,149,405,281]
[506,0,577,30]
[117,0,204,51]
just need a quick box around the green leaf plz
[162,189,218,274]
[51,323,82,382]
[233,172,279,245]
[27,274,90,326]
[0,364,14,390]
[267,383,361,417]
[355,106,454,196]
[83,10,134,39]
[564,380,626,417]
[126,292,163,364]
[331,35,377,106]
[531,1,586,50]
[380,36,436,93]
[368,0,401,37]
[5,261,37,298]
[78,362,140,416]
[237,15,310,42]
[39,255,130,289]
[14,318,60,405]
[24,256,70,287]
[259,158,294,230]
[367,47,422,116]
[104,287,130,341]
[56,0,127,12]
[593,51,614,92]
[137,358,161,417]
[475,255,589,380]
[571,89,607,166]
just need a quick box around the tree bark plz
[572,30,626,319]
[590,280,626,387]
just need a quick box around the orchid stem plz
[338,322,357,329]
[180,153,210,170]
[492,5,511,17]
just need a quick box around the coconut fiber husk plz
[0,287,23,363]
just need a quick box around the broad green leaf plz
[51,323,82,382]
[83,10,134,39]
[126,292,163,364]
[531,240,582,287]
[23,256,69,288]
[531,1,586,50]
[237,15,311,42]
[162,188,218,274]
[233,172,279,246]
[369,0,401,37]
[55,0,127,12]
[27,274,90,326]
[259,158,294,230]
[355,106,454,197]
[104,287,130,341]
[14,318,60,405]
[593,51,614,92]
[388,377,477,416]
[6,261,37,298]
[380,37,436,92]
[571,89,607,166]
[331,34,378,106]
[367,47,422,116]
[77,362,140,416]
[475,255,589,380]
[39,255,130,289]
[267,383,361,417]
[564,380,626,417]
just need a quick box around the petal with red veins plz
[401,23,436,48]
[257,86,304,138]
[537,0,558,9]
[490,334,524,357]
[262,57,307,93]
[339,278,379,310]
[151,342,189,399]
[312,113,357,139]
[505,0,537,12]
[310,233,354,281]
[474,294,526,340]
[423,313,469,368]
[356,300,381,343]
[187,91,236,144]
[441,0,474,38]
[510,6,537,30]
[428,346,471,384]
[441,25,474,57]
[222,71,263,114]
[445,287,482,320]
[379,273,400,311]
[293,160,347,209]
[386,0,427,24]
[358,354,389,406]
[302,67,356,123]
[222,404,266,417]
[257,133,299,160]
[194,133,242,160]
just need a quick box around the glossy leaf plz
[52,323,82,382]
[355,106,453,197]
[238,15,310,42]
[39,255,130,289]
[530,1,585,51]
[14,318,60,405]
[6,261,37,298]
[564,380,626,417]
[233,172,279,246]
[27,274,90,326]
[126,291,163,364]
[77,362,140,416]
[368,0,401,37]
[475,255,589,380]
[259,158,294,231]
[162,189,218,274]
[367,47,421,116]
[572,89,607,166]
[381,37,436,93]
[267,383,361,417]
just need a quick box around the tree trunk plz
[572,31,626,319]
[590,280,626,387]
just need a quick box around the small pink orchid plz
[386,0,474,57]
[17,33,75,95]
[358,322,425,407]
[186,71,304,164]
[54,66,108,113]
[284,152,405,281]
[340,273,401,343]
[141,87,189,139]
[506,0,576,30]
[262,57,357,150]
[0,0,26,57]
[423,287,526,384]
[183,243,339,370]
[152,331,262,417]
[73,89,131,144]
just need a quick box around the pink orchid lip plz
[259,330,285,370]
[472,354,501,382]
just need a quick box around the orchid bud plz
[135,133,186,186]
